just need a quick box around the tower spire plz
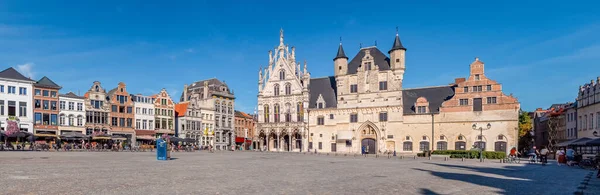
[333,37,348,61]
[388,27,407,54]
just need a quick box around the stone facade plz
[576,77,600,138]
[153,88,175,137]
[83,81,111,135]
[58,92,86,135]
[257,30,520,154]
[33,76,62,136]
[257,29,309,152]
[175,101,202,144]
[181,79,235,150]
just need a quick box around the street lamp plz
[472,123,492,162]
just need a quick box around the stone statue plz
[269,50,273,65]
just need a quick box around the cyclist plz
[539,146,549,165]
[509,147,519,162]
[528,146,538,163]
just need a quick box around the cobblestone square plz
[0,152,594,195]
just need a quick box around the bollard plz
[445,157,448,161]
[376,154,378,158]
[400,156,404,159]
[414,156,417,159]
[462,157,465,162]
[428,156,431,160]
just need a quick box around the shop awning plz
[136,136,156,141]
[235,137,246,143]
[570,137,593,146]
[585,138,600,146]
[337,131,353,141]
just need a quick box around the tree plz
[518,110,533,152]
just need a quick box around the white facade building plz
[0,67,35,133]
[58,92,86,134]
[132,94,155,131]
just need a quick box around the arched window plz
[285,83,291,95]
[296,102,304,122]
[495,141,507,152]
[280,70,285,80]
[475,141,486,150]
[274,84,280,96]
[403,141,412,151]
[264,105,270,123]
[285,103,291,122]
[59,114,65,126]
[274,104,280,122]
[436,141,448,150]
[419,141,429,151]
[455,141,466,150]
[68,115,74,126]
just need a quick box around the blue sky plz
[1,0,599,113]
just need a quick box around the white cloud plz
[185,48,195,53]
[16,62,35,79]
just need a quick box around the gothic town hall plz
[256,29,520,154]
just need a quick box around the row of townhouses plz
[0,68,238,149]
[256,30,521,154]
[533,77,600,153]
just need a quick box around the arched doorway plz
[362,138,376,154]
[359,123,378,154]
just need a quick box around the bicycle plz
[506,156,520,164]
[579,157,598,170]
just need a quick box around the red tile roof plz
[175,102,189,117]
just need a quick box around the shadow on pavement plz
[419,188,441,195]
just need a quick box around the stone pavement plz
[0,151,595,195]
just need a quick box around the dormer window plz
[316,94,326,109]
[415,97,430,114]
[417,106,427,113]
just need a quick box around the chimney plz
[203,81,209,99]
[454,78,466,84]
[183,84,188,102]
[535,108,543,111]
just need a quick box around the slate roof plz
[333,43,348,61]
[60,92,84,99]
[388,34,407,53]
[182,78,234,101]
[309,76,337,109]
[402,86,455,115]
[347,47,391,74]
[34,76,61,89]
[0,67,35,82]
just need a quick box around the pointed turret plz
[334,38,349,76]
[389,28,406,71]
[388,32,406,53]
[333,43,348,61]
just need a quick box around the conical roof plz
[333,43,348,61]
[388,34,407,53]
